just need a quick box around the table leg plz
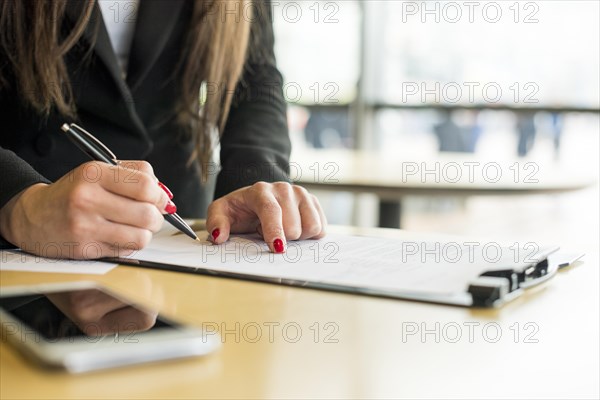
[378,200,402,229]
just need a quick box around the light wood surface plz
[291,149,595,199]
[1,225,598,399]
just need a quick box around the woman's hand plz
[206,181,327,253]
[0,161,172,259]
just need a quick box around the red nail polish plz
[165,200,177,215]
[212,229,220,241]
[158,181,173,199]
[273,238,284,253]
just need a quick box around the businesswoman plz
[0,0,326,259]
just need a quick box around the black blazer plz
[0,0,290,220]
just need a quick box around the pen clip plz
[68,123,118,162]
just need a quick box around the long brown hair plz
[0,0,256,176]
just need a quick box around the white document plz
[126,225,554,298]
[0,250,117,275]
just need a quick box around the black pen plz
[60,123,200,242]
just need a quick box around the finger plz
[205,199,232,244]
[310,195,328,239]
[298,197,323,240]
[288,185,322,240]
[117,161,173,199]
[117,160,156,179]
[280,195,302,241]
[247,189,285,253]
[94,191,164,232]
[97,164,170,210]
[96,220,154,257]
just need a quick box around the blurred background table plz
[291,149,596,228]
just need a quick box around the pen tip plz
[195,237,202,242]
[60,123,70,132]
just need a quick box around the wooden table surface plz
[1,225,598,399]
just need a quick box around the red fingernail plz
[212,229,220,241]
[273,238,284,253]
[158,181,173,199]
[165,200,177,215]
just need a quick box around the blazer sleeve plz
[0,147,50,248]
[214,1,291,199]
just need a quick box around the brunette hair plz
[0,0,259,175]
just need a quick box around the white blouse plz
[97,0,140,76]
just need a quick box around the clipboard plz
[107,227,584,308]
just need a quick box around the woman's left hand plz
[206,182,327,253]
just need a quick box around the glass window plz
[273,0,361,105]
[366,0,600,108]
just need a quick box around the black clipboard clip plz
[467,249,583,307]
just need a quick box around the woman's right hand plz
[0,161,172,259]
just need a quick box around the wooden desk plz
[1,225,598,399]
[291,149,595,228]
